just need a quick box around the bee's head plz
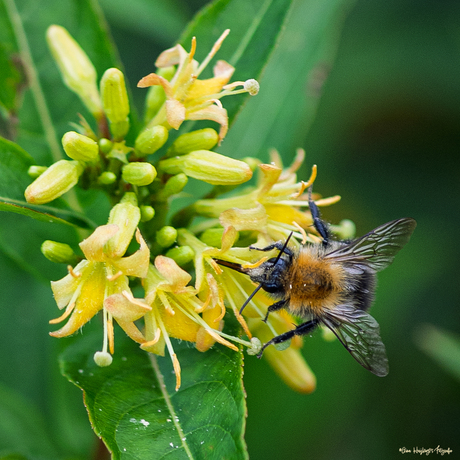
[246,255,290,295]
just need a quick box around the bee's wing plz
[320,304,389,377]
[325,218,416,272]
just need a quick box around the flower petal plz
[50,263,106,337]
[165,99,186,129]
[219,203,267,231]
[154,255,192,289]
[51,260,88,308]
[112,229,150,278]
[79,224,118,261]
[186,104,228,141]
[104,292,151,322]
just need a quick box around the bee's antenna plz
[239,283,263,315]
[308,186,329,246]
[239,232,293,315]
[272,231,293,266]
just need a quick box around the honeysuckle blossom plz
[49,199,150,365]
[141,255,241,390]
[137,30,259,142]
[194,149,341,244]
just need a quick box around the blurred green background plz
[1,0,459,458]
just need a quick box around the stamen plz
[121,290,151,311]
[106,270,123,282]
[196,29,230,76]
[157,318,181,391]
[142,327,162,347]
[107,312,114,354]
[292,221,307,244]
[49,300,75,324]
[292,164,317,199]
[68,265,81,278]
[242,256,268,270]
[315,195,341,206]
[158,291,175,315]
[188,37,197,62]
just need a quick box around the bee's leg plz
[308,187,329,246]
[249,233,294,257]
[257,319,319,358]
[262,300,287,323]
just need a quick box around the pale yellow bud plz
[41,240,76,264]
[46,25,103,117]
[100,68,130,140]
[134,125,168,155]
[106,199,141,258]
[159,150,252,185]
[62,131,99,162]
[122,162,157,186]
[25,160,83,204]
[167,128,219,156]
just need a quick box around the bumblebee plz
[215,192,416,377]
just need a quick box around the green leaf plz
[61,330,247,460]
[179,0,296,126]
[0,382,58,459]
[0,136,96,228]
[414,324,460,381]
[218,0,357,160]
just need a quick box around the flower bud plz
[28,165,47,178]
[134,125,168,155]
[156,226,177,248]
[140,205,155,222]
[41,240,77,264]
[165,245,195,266]
[25,160,83,204]
[46,25,103,117]
[62,131,99,162]
[157,174,188,200]
[97,171,117,185]
[122,162,157,186]
[159,150,252,185]
[100,68,130,140]
[98,138,113,154]
[200,228,228,248]
[106,199,140,258]
[167,128,219,156]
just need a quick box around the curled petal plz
[213,60,234,80]
[220,203,267,231]
[79,224,118,262]
[154,255,192,289]
[220,226,239,252]
[104,292,151,322]
[155,44,186,68]
[112,229,150,278]
[186,104,228,142]
[137,73,174,98]
[51,260,88,308]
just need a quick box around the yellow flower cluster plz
[32,26,346,394]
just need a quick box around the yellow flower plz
[137,30,258,142]
[49,200,150,365]
[195,149,341,244]
[141,256,239,391]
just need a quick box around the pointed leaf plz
[179,0,295,125]
[61,329,247,460]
